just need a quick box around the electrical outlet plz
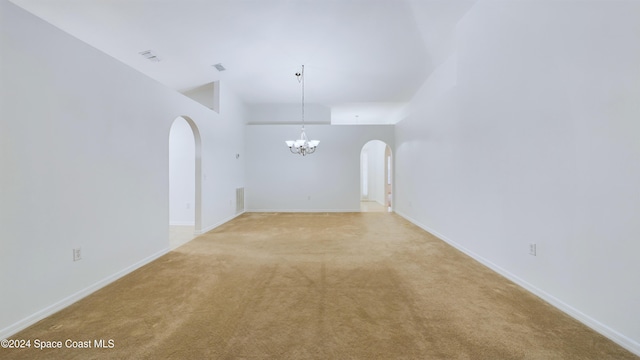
[529,243,537,256]
[73,248,82,261]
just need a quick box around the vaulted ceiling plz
[10,0,476,124]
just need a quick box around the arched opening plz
[169,116,202,249]
[360,140,392,212]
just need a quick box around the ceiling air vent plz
[139,50,161,62]
[212,63,226,71]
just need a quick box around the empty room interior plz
[1,0,639,358]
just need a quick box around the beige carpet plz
[3,213,637,359]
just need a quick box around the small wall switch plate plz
[73,248,82,261]
[529,243,537,256]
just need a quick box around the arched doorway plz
[360,140,392,212]
[169,116,202,249]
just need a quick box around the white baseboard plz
[247,209,361,213]
[196,211,246,235]
[0,248,169,340]
[360,200,385,204]
[1,213,249,338]
[394,210,640,357]
[169,221,195,226]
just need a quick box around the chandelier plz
[285,65,319,156]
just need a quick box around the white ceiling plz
[10,0,475,124]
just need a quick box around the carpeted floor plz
[2,213,637,359]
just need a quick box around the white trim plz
[196,211,246,235]
[169,221,195,226]
[247,209,361,213]
[0,248,169,340]
[360,200,386,206]
[169,236,196,251]
[1,212,249,338]
[394,210,640,357]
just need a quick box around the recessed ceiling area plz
[9,0,476,124]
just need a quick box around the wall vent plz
[139,50,161,62]
[236,187,245,214]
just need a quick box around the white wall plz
[395,0,640,354]
[169,118,196,226]
[246,125,393,211]
[181,81,220,113]
[246,103,331,124]
[200,81,246,230]
[0,1,245,337]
